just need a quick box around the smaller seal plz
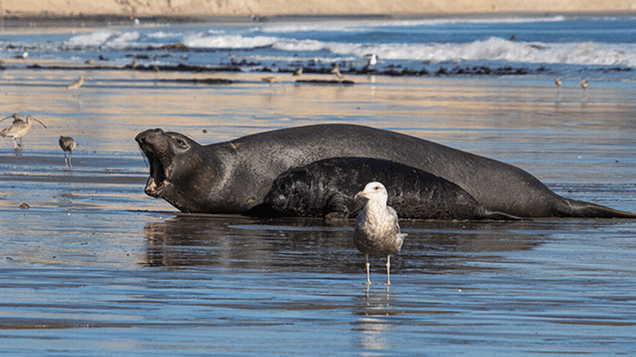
[353,182,407,285]
[261,157,522,220]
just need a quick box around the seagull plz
[293,68,303,76]
[0,115,47,150]
[331,63,344,80]
[555,78,561,87]
[59,136,76,168]
[353,182,407,285]
[67,75,84,90]
[581,79,588,89]
[14,51,28,59]
[363,54,378,67]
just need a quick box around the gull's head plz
[355,181,388,203]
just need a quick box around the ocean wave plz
[65,30,119,47]
[269,37,636,67]
[182,33,278,49]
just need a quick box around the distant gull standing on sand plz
[0,115,47,150]
[59,136,76,168]
[353,182,407,285]
[331,63,344,80]
[67,75,84,90]
[14,51,28,59]
[293,68,303,76]
[581,79,588,89]
[363,54,378,67]
[555,78,561,87]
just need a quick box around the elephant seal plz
[135,124,636,218]
[261,157,523,220]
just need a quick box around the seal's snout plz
[135,128,165,144]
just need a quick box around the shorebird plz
[14,51,28,59]
[59,136,76,168]
[85,58,95,65]
[261,76,280,85]
[353,182,407,285]
[555,78,562,87]
[0,115,47,149]
[331,63,344,81]
[581,79,588,89]
[293,68,303,76]
[363,54,378,67]
[67,75,84,90]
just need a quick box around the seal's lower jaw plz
[144,176,170,198]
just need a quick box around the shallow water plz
[1,68,636,355]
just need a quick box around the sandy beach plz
[2,0,636,21]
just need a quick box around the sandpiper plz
[0,115,47,150]
[67,75,84,90]
[59,136,76,168]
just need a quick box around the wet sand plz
[1,69,636,355]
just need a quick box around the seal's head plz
[135,128,205,212]
[263,168,313,216]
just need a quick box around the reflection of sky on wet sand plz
[1,69,636,355]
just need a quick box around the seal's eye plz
[173,137,188,148]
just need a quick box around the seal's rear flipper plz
[559,198,636,218]
[477,207,527,221]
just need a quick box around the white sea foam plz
[147,31,182,39]
[183,34,278,49]
[106,31,141,47]
[270,37,636,67]
[65,30,118,47]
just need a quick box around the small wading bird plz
[293,68,303,76]
[0,114,47,150]
[59,136,76,168]
[261,76,280,85]
[353,182,407,286]
[581,79,588,89]
[67,75,84,90]
[555,78,562,87]
[331,63,344,81]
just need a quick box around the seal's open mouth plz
[142,147,169,197]
[136,130,170,198]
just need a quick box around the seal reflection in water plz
[354,182,406,285]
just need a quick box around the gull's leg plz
[365,254,372,285]
[386,255,391,285]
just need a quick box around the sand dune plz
[2,0,636,19]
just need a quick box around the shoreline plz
[1,10,636,28]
